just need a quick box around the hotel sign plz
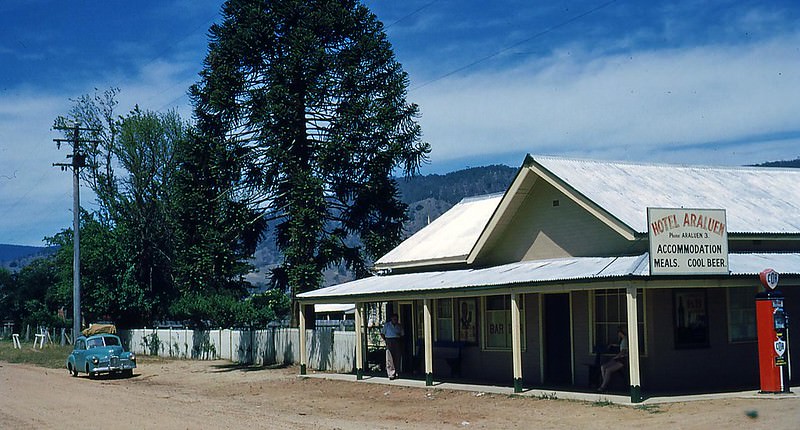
[647,208,729,275]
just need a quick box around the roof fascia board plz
[298,274,773,304]
[729,233,800,240]
[467,157,537,264]
[468,155,637,265]
[373,256,468,272]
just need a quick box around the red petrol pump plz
[755,268,791,393]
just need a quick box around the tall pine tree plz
[191,0,430,311]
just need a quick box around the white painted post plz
[12,334,21,349]
[354,302,364,380]
[299,304,308,375]
[511,293,523,392]
[423,298,433,386]
[34,333,45,349]
[626,285,642,403]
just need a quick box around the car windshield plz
[86,336,120,348]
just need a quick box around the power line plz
[155,2,439,114]
[102,10,221,112]
[409,0,620,92]
[384,0,439,30]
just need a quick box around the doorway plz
[398,302,415,374]
[543,293,572,385]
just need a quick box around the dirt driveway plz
[1,357,798,429]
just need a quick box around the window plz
[592,289,645,354]
[674,289,709,348]
[483,295,525,350]
[436,298,454,341]
[728,287,757,342]
[103,336,120,346]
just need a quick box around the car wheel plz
[86,365,94,378]
[123,369,133,378]
[68,364,78,377]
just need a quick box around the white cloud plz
[0,55,198,245]
[0,91,76,245]
[414,32,800,166]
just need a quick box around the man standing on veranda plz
[381,313,404,380]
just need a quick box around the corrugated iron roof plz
[299,253,800,301]
[376,155,800,271]
[374,193,503,268]
[533,155,800,234]
[314,303,355,314]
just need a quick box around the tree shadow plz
[210,362,291,373]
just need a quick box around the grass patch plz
[0,339,73,369]
[592,400,616,407]
[634,404,662,414]
[536,392,558,400]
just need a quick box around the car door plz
[72,339,87,370]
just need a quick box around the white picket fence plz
[120,328,356,373]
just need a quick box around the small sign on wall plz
[647,207,729,275]
[457,298,477,344]
[674,289,709,348]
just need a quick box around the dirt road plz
[1,358,798,429]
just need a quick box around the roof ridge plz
[529,153,800,172]
[459,192,505,204]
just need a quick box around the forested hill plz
[755,158,800,168]
[398,165,516,238]
[0,244,57,271]
[396,165,517,205]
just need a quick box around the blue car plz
[66,334,136,378]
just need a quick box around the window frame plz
[727,286,757,343]
[589,288,647,356]
[434,298,454,342]
[480,294,526,351]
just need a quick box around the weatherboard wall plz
[639,285,799,391]
[477,180,638,266]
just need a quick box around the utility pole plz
[53,122,100,342]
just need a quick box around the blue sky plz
[1,0,799,245]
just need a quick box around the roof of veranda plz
[299,252,800,302]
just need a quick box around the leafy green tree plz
[0,257,67,329]
[53,92,189,327]
[170,128,266,325]
[191,0,430,314]
[47,212,149,327]
[0,268,12,321]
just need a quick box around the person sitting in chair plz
[598,328,628,392]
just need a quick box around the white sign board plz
[647,207,729,275]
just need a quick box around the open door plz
[399,303,415,375]
[543,293,572,385]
